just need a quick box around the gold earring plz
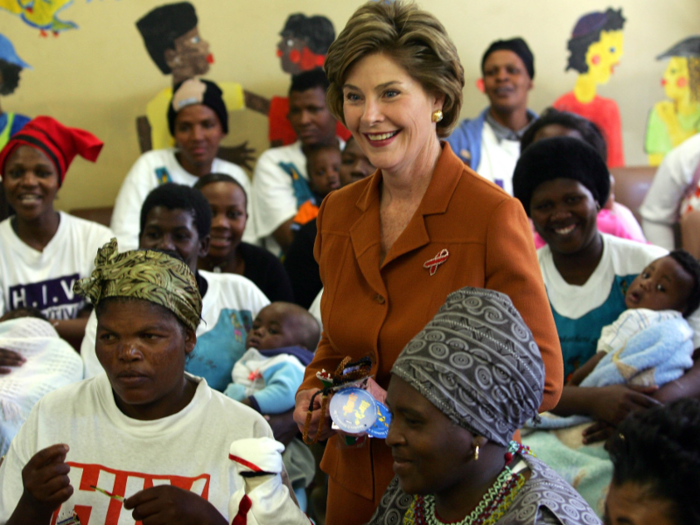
[473,444,479,461]
[431,110,443,123]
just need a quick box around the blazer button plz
[374,294,386,304]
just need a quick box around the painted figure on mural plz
[645,37,700,166]
[0,0,77,35]
[0,33,30,152]
[269,13,350,147]
[553,7,626,168]
[136,1,269,169]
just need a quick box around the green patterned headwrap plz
[73,239,202,332]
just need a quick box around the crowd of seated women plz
[3,1,700,525]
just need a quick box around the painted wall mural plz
[645,37,700,166]
[0,33,30,150]
[0,0,77,35]
[269,13,346,147]
[553,7,626,167]
[136,1,269,169]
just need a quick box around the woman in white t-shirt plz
[514,136,700,442]
[110,78,256,251]
[0,116,113,353]
[0,241,305,525]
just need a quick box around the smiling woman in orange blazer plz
[292,3,564,524]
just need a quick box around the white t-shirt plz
[253,142,308,255]
[640,133,700,249]
[110,149,256,251]
[82,270,270,392]
[0,212,113,319]
[476,122,521,196]
[0,374,305,524]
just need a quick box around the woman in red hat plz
[0,116,113,355]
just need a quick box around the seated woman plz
[193,173,294,302]
[606,398,700,525]
[0,116,113,350]
[519,108,646,247]
[82,183,269,392]
[110,78,256,251]
[0,240,305,524]
[368,287,599,525]
[513,137,700,512]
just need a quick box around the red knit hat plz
[0,116,103,186]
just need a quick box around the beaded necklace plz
[403,442,531,525]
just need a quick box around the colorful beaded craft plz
[403,442,530,525]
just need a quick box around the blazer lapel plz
[350,172,388,296]
[382,143,463,267]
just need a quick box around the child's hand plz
[365,377,387,404]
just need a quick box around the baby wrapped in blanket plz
[0,309,83,455]
[523,250,700,514]
[532,250,700,430]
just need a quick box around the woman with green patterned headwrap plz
[0,239,306,525]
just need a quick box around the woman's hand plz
[0,348,25,374]
[588,385,660,425]
[10,444,72,523]
[293,388,335,442]
[123,486,227,525]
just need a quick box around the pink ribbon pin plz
[423,249,450,276]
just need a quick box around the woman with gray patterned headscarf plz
[368,287,600,525]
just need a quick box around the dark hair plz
[513,136,610,217]
[668,249,700,317]
[567,8,625,73]
[0,307,47,322]
[192,173,248,209]
[521,107,607,163]
[269,302,320,350]
[0,60,21,96]
[139,183,212,239]
[306,143,341,171]
[609,399,700,525]
[136,2,198,74]
[281,14,335,55]
[289,67,330,95]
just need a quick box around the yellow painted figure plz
[554,8,626,167]
[0,0,77,35]
[645,37,700,166]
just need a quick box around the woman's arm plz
[655,349,700,403]
[485,198,564,411]
[551,384,660,423]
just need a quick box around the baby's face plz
[247,304,305,351]
[625,256,693,313]
[308,149,341,198]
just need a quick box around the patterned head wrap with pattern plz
[391,287,544,446]
[73,239,202,332]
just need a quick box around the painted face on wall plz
[662,57,691,101]
[277,31,308,76]
[585,30,624,85]
[166,26,213,78]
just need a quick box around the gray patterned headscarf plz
[391,287,544,446]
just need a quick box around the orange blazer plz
[299,143,563,503]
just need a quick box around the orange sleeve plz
[484,197,564,411]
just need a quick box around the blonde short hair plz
[324,1,464,138]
